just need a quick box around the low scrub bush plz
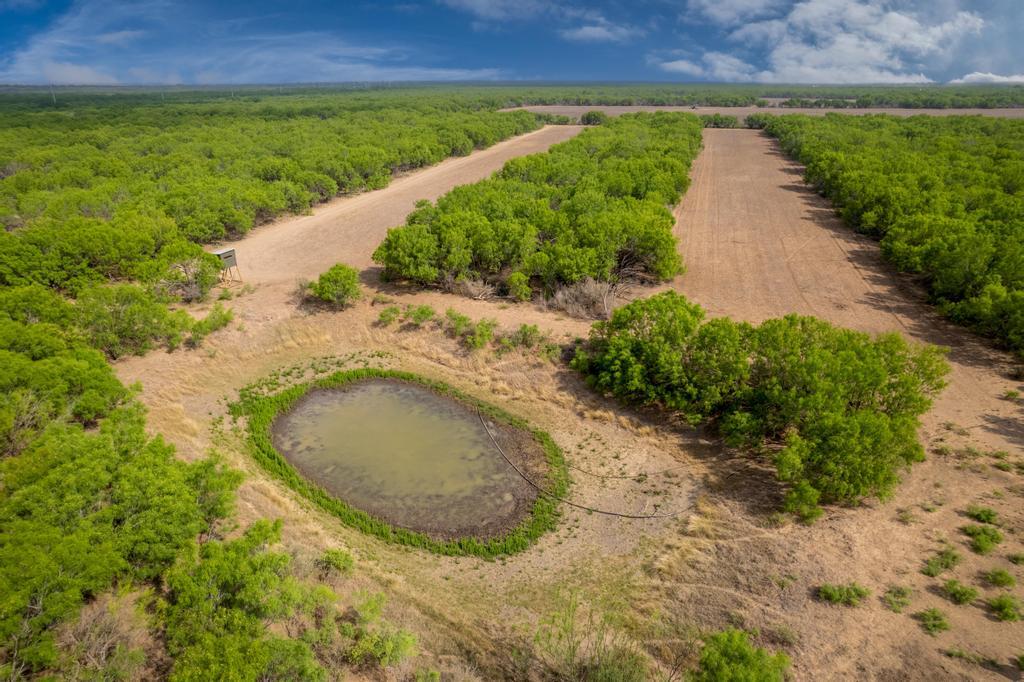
[983,569,1015,588]
[922,547,962,577]
[376,306,401,326]
[316,548,355,577]
[307,263,361,307]
[690,629,790,681]
[573,292,949,519]
[817,583,870,606]
[883,586,912,613]
[915,608,951,636]
[465,319,497,350]
[962,524,1003,554]
[402,305,436,327]
[965,505,998,524]
[987,594,1022,622]
[942,580,978,605]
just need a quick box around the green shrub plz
[74,284,193,358]
[962,524,1003,554]
[508,323,543,349]
[403,304,436,327]
[942,580,978,605]
[506,271,532,301]
[444,308,472,337]
[922,547,962,577]
[883,586,912,613]
[580,110,609,125]
[1009,553,1024,565]
[986,594,1022,621]
[817,583,870,606]
[573,291,949,519]
[346,627,417,667]
[690,629,790,681]
[308,263,361,307]
[315,548,354,577]
[965,505,998,524]
[465,319,497,350]
[983,569,1015,588]
[186,303,233,348]
[376,306,401,326]
[915,608,950,636]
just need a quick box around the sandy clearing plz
[507,104,1024,119]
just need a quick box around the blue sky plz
[0,0,1021,85]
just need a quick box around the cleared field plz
[668,129,1023,679]
[116,126,1024,680]
[509,104,1024,119]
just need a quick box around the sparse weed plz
[465,319,497,350]
[817,583,870,606]
[986,594,1022,621]
[965,505,998,524]
[922,547,962,577]
[403,304,436,327]
[883,586,912,613]
[1008,553,1024,565]
[983,569,1015,588]
[376,306,401,326]
[915,608,950,636]
[942,580,978,605]
[963,524,1003,554]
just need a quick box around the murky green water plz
[271,380,529,537]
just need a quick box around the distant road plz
[505,104,1024,119]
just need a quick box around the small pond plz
[271,379,537,538]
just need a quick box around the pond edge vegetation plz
[230,368,569,557]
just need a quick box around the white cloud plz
[685,0,786,26]
[40,61,118,85]
[559,19,643,43]
[95,29,147,46]
[659,58,704,77]
[438,0,551,21]
[661,0,985,83]
[950,71,1024,84]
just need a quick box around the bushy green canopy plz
[373,113,702,295]
[573,292,949,518]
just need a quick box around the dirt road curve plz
[509,104,1024,119]
[219,125,583,286]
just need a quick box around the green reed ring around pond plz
[232,369,569,557]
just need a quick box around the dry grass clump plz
[547,278,620,319]
[446,276,495,300]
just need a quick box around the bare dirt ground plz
[508,104,1024,119]
[117,126,1024,679]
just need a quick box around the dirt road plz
[508,104,1024,119]
[666,129,1024,680]
[220,125,583,287]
